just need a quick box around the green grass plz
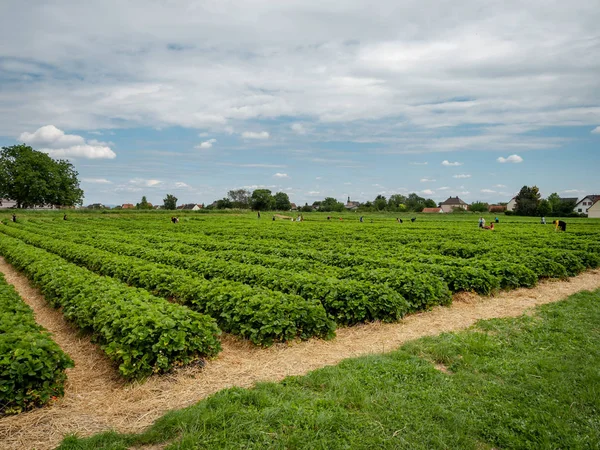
[58,289,600,449]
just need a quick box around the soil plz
[1,256,599,450]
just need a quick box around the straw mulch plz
[1,256,599,450]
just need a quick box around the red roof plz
[422,207,442,213]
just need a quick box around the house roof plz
[422,207,442,213]
[178,203,201,210]
[488,205,506,212]
[577,195,600,205]
[122,203,134,208]
[441,196,467,205]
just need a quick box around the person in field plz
[541,216,546,225]
[483,223,495,230]
[478,217,483,228]
[360,216,364,222]
[63,214,67,220]
[411,217,416,223]
[554,220,566,232]
[257,211,261,219]
[11,214,16,222]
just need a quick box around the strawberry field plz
[1,213,599,382]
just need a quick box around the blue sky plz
[0,0,599,206]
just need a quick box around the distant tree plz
[469,201,489,213]
[163,194,178,210]
[216,197,233,209]
[0,144,84,208]
[373,194,387,211]
[136,196,153,210]
[228,189,251,208]
[514,185,541,216]
[424,199,437,208]
[547,193,562,214]
[273,192,291,210]
[537,199,551,217]
[387,194,407,212]
[405,193,426,212]
[250,189,275,211]
[319,197,344,212]
[300,203,313,213]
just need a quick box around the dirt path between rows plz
[1,257,599,450]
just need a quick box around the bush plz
[0,273,74,415]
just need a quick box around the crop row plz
[0,226,335,346]
[3,225,411,324]
[0,233,221,378]
[0,272,73,415]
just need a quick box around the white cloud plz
[307,191,321,196]
[410,162,428,165]
[497,154,523,163]
[129,178,162,187]
[291,123,307,134]
[273,172,289,178]
[195,138,216,149]
[453,174,471,179]
[82,178,112,184]
[174,182,191,189]
[481,189,496,193]
[441,160,463,166]
[19,125,116,159]
[241,131,270,140]
[420,177,436,182]
[421,189,435,195]
[494,184,506,188]
[592,126,600,134]
[562,189,585,194]
[438,186,450,190]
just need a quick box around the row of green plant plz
[0,233,221,379]
[6,224,411,325]
[0,273,73,415]
[0,226,335,346]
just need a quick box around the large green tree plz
[514,185,541,216]
[227,189,251,208]
[373,194,387,211]
[0,144,83,208]
[250,189,275,211]
[136,196,153,210]
[469,201,489,213]
[319,197,344,212]
[163,194,178,210]
[273,192,292,211]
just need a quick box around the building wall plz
[440,204,467,213]
[0,199,17,209]
[587,202,600,218]
[506,198,516,212]
[575,197,595,214]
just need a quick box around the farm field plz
[1,212,600,380]
[0,211,599,448]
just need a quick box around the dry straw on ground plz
[1,256,599,450]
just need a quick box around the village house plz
[177,203,203,211]
[121,203,135,209]
[488,205,507,213]
[586,199,600,219]
[574,195,600,215]
[506,197,517,212]
[0,198,17,209]
[439,196,468,213]
[422,207,443,213]
[345,197,360,210]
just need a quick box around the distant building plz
[587,199,600,219]
[0,198,17,209]
[86,203,106,209]
[345,196,360,210]
[440,196,468,213]
[574,195,600,215]
[488,205,507,213]
[177,203,203,211]
[422,207,443,213]
[122,203,135,209]
[506,197,517,212]
[290,203,297,211]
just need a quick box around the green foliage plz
[373,194,387,211]
[319,197,344,212]
[514,185,541,216]
[215,197,233,209]
[227,189,251,208]
[163,194,177,210]
[0,144,83,208]
[0,234,221,378]
[250,189,275,211]
[537,199,551,216]
[469,201,489,213]
[0,273,73,415]
[273,192,291,211]
[136,196,153,210]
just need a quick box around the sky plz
[0,0,599,207]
